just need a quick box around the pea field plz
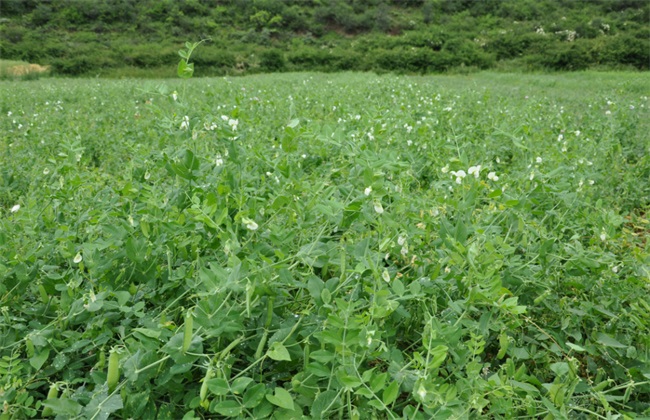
[1,70,649,419]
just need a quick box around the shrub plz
[260,49,286,71]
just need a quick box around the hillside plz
[1,0,649,76]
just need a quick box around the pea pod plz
[41,383,58,417]
[182,311,194,354]
[107,350,120,393]
[200,365,214,403]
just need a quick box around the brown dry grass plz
[5,63,50,76]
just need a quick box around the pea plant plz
[0,50,648,419]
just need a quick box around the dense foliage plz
[1,64,649,417]
[0,0,649,76]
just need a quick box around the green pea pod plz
[41,383,58,417]
[107,350,120,393]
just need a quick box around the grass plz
[0,71,649,419]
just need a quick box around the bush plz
[287,47,336,69]
[260,49,286,71]
[540,40,593,70]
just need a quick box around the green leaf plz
[83,391,123,420]
[510,380,540,395]
[370,372,388,393]
[177,60,194,79]
[213,400,241,417]
[41,398,82,416]
[132,328,161,339]
[309,349,335,364]
[29,349,49,370]
[267,342,291,361]
[566,342,585,352]
[382,380,399,406]
[242,384,266,408]
[231,377,254,394]
[595,333,627,348]
[307,276,324,300]
[320,288,332,305]
[311,390,339,419]
[207,378,230,396]
[391,278,405,296]
[428,345,448,370]
[336,368,362,389]
[266,387,294,410]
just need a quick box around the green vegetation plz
[1,67,649,417]
[1,0,648,76]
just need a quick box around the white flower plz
[382,270,390,282]
[600,231,607,242]
[10,204,20,213]
[397,235,406,246]
[73,253,83,263]
[589,180,594,185]
[487,171,499,181]
[557,134,564,142]
[529,172,535,181]
[215,155,224,166]
[450,170,466,184]
[355,115,361,120]
[180,116,190,130]
[364,186,372,196]
[417,384,427,400]
[43,168,50,175]
[242,217,258,231]
[536,157,543,164]
[468,165,481,178]
[400,246,408,256]
[172,91,178,101]
[228,119,239,130]
[221,115,229,121]
[374,202,384,214]
[441,165,449,174]
[406,140,413,146]
[574,130,581,136]
[605,110,611,115]
[612,265,619,273]
[7,111,11,117]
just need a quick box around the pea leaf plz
[266,387,294,410]
[267,342,291,361]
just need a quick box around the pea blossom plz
[180,116,189,130]
[10,204,20,213]
[450,170,466,184]
[468,165,481,178]
[242,217,258,231]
